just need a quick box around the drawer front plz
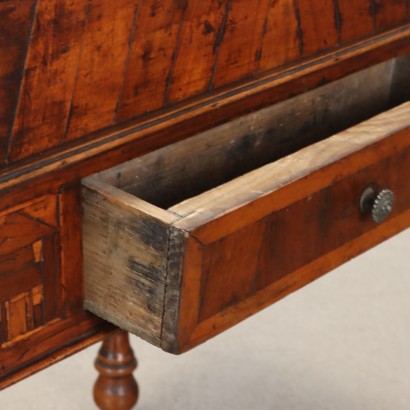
[83,102,410,354]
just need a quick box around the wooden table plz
[1,1,410,408]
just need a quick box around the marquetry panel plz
[0,195,60,346]
[1,0,409,163]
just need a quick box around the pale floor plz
[1,229,410,410]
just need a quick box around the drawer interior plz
[83,54,410,353]
[95,54,410,210]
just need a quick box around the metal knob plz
[360,187,395,223]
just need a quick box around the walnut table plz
[1,1,410,409]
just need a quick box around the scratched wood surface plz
[0,0,409,163]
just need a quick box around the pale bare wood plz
[82,178,179,346]
[171,102,410,231]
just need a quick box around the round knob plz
[372,189,395,223]
[360,188,395,223]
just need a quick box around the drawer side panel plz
[82,182,170,346]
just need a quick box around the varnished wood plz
[166,0,228,103]
[212,0,271,87]
[174,104,410,351]
[1,0,410,403]
[338,0,374,43]
[0,188,111,387]
[8,0,89,161]
[0,1,409,163]
[2,28,410,206]
[94,330,139,410]
[258,0,301,70]
[66,0,138,140]
[0,0,36,163]
[0,311,112,389]
[118,0,188,120]
[374,0,407,29]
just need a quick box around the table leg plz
[93,330,139,409]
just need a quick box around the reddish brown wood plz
[175,129,410,352]
[2,27,410,209]
[166,0,227,103]
[0,196,61,347]
[94,330,139,410]
[0,189,112,388]
[81,99,410,353]
[0,0,36,164]
[374,0,407,29]
[118,0,187,121]
[65,0,138,140]
[8,0,89,161]
[258,0,301,70]
[296,0,340,54]
[59,184,86,314]
[1,1,409,163]
[338,0,375,42]
[213,0,271,87]
[0,311,111,386]
[0,0,409,399]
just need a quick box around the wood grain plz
[82,177,178,346]
[118,0,188,121]
[8,0,89,161]
[103,57,394,210]
[173,103,410,233]
[258,0,301,71]
[3,23,409,203]
[1,0,410,391]
[338,0,375,42]
[374,0,407,29]
[0,0,36,164]
[0,1,409,164]
[213,0,271,87]
[0,196,61,345]
[166,0,227,103]
[0,311,112,387]
[181,208,410,351]
[65,0,138,140]
[295,0,339,55]
[94,330,139,410]
[0,188,112,387]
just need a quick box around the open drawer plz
[82,55,410,353]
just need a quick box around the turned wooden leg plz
[94,330,139,410]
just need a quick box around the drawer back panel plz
[96,56,407,209]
